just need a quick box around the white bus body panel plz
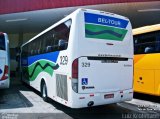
[0,33,10,89]
[74,10,133,94]
[78,57,133,93]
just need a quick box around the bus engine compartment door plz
[78,56,133,94]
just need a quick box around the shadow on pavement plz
[47,98,133,119]
[134,92,160,103]
[0,78,33,109]
[20,78,135,119]
[23,81,133,119]
[0,77,135,119]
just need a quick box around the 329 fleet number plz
[60,56,68,65]
[82,62,90,67]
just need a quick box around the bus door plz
[78,57,133,94]
[134,54,160,95]
[134,65,155,94]
[134,35,158,95]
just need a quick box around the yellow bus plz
[133,24,160,96]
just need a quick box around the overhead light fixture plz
[138,9,160,12]
[5,18,28,22]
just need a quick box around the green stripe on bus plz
[23,60,55,81]
[85,24,128,41]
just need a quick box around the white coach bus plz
[0,32,10,89]
[20,9,133,108]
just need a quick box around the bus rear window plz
[0,35,5,50]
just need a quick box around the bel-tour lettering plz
[98,17,121,26]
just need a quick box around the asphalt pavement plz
[0,78,159,119]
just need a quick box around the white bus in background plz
[0,32,10,89]
[20,9,133,108]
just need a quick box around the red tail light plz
[72,58,78,79]
[1,65,9,80]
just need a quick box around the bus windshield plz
[0,35,5,50]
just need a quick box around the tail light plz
[72,58,78,79]
[1,65,9,80]
[72,58,78,93]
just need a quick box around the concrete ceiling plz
[0,1,160,34]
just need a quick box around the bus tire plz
[41,81,48,102]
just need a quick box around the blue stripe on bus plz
[84,12,129,29]
[22,51,60,66]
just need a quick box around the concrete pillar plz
[16,32,23,78]
[8,34,19,78]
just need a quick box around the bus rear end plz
[0,32,10,89]
[71,9,133,108]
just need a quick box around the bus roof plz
[133,24,160,36]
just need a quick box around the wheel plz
[41,82,48,102]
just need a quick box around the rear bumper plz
[0,79,10,89]
[71,89,133,108]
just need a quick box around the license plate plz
[104,94,114,99]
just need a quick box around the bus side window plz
[54,37,59,51]
[41,36,46,54]
[134,35,156,54]
[26,19,72,55]
[44,30,55,53]
[46,46,53,52]
[144,47,154,53]
[53,19,71,51]
[0,35,5,50]
[155,35,160,53]
[37,37,42,54]
[58,39,66,50]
